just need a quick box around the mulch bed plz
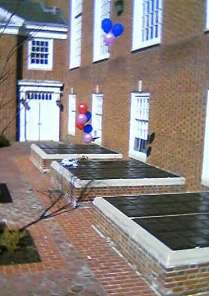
[0,229,41,266]
[0,183,12,203]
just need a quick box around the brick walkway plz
[0,142,157,296]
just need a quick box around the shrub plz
[0,135,10,148]
[0,228,24,253]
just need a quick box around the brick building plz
[60,0,209,192]
[1,0,209,192]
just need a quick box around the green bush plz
[0,135,10,148]
[0,228,25,253]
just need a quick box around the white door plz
[202,91,209,186]
[19,91,60,141]
[92,94,103,145]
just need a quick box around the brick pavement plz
[0,142,158,296]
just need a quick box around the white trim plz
[51,160,185,188]
[0,7,24,25]
[18,80,63,95]
[25,24,68,32]
[93,197,209,268]
[206,0,209,30]
[93,0,110,62]
[92,93,103,145]
[132,0,162,51]
[0,25,67,38]
[69,0,83,69]
[27,38,53,71]
[0,26,19,34]
[31,143,123,160]
[129,92,150,162]
[29,30,67,39]
[26,24,68,39]
[201,90,209,186]
[68,94,76,136]
[18,80,63,88]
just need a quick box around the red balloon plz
[79,103,88,114]
[76,122,84,130]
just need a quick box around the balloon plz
[101,18,112,33]
[76,122,84,130]
[104,33,116,46]
[85,111,92,122]
[83,133,92,144]
[83,124,93,134]
[79,103,88,114]
[112,23,124,37]
[77,113,87,124]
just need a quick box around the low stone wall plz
[30,149,51,173]
[92,206,209,296]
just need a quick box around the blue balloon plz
[112,23,124,37]
[101,18,112,33]
[83,124,93,134]
[85,111,92,122]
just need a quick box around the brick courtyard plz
[0,142,157,296]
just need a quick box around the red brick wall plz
[58,0,209,191]
[0,35,18,141]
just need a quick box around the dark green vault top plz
[105,193,209,250]
[60,159,180,180]
[37,143,120,155]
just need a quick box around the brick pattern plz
[0,144,107,295]
[15,144,158,295]
[93,206,209,296]
[50,165,185,202]
[58,208,157,296]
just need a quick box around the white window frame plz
[28,38,53,70]
[202,90,209,186]
[132,0,162,51]
[93,0,111,62]
[206,0,209,30]
[68,94,76,136]
[92,93,103,145]
[69,0,83,69]
[129,92,150,162]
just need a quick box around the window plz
[93,0,111,62]
[129,92,150,161]
[92,94,103,145]
[68,94,76,135]
[70,0,83,69]
[26,92,52,100]
[28,39,53,70]
[132,0,162,50]
[202,91,209,186]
